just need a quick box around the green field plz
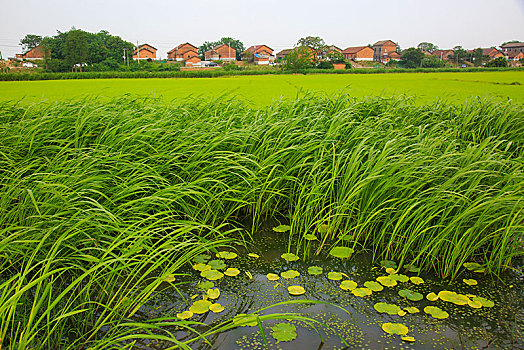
[1,71,523,105]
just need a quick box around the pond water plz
[133,223,523,349]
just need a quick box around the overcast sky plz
[1,0,523,59]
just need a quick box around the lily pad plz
[197,281,214,290]
[364,281,384,292]
[410,276,424,285]
[329,247,354,259]
[201,269,224,281]
[209,303,224,313]
[340,280,358,291]
[224,268,240,277]
[438,291,469,305]
[463,262,485,273]
[374,302,401,315]
[189,300,212,314]
[281,253,299,262]
[193,254,211,264]
[288,285,306,296]
[424,306,449,319]
[377,276,397,287]
[206,288,220,299]
[177,311,193,319]
[352,287,372,297]
[399,289,423,301]
[426,292,439,301]
[472,296,494,307]
[382,322,409,336]
[463,278,478,286]
[328,272,343,280]
[304,234,317,241]
[271,323,297,342]
[405,264,420,273]
[165,275,176,282]
[208,260,226,270]
[391,274,409,283]
[193,263,211,272]
[401,336,416,342]
[468,300,482,308]
[233,313,258,327]
[308,266,323,275]
[397,310,407,317]
[216,251,237,260]
[266,273,280,281]
[248,253,260,259]
[273,225,291,233]
[386,268,397,274]
[281,270,300,279]
[380,260,397,269]
[317,224,329,233]
[404,306,420,314]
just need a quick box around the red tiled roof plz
[342,46,369,54]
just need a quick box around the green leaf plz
[424,306,449,319]
[401,336,415,342]
[216,251,237,259]
[472,296,494,307]
[208,260,226,270]
[377,276,397,287]
[352,287,372,297]
[329,246,354,259]
[273,225,291,233]
[201,269,224,281]
[463,262,485,273]
[271,323,297,342]
[281,253,299,262]
[463,278,477,286]
[266,273,280,281]
[398,289,423,301]
[380,260,397,269]
[364,281,384,292]
[328,271,343,280]
[193,254,210,264]
[233,314,259,327]
[390,274,409,283]
[248,253,260,258]
[317,224,329,233]
[304,234,317,240]
[209,303,224,313]
[224,268,240,277]
[281,270,300,279]
[189,300,212,314]
[177,311,193,319]
[426,292,438,301]
[404,306,420,314]
[206,288,220,299]
[288,285,305,295]
[409,276,424,285]
[193,263,211,272]
[374,302,401,315]
[382,322,409,335]
[307,266,323,275]
[438,291,469,305]
[340,280,357,291]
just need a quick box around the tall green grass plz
[0,93,522,348]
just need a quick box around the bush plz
[486,57,508,68]
[223,63,241,71]
[317,61,334,69]
[421,55,445,68]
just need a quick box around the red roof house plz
[342,46,374,61]
[133,44,157,60]
[242,45,274,65]
[205,44,236,61]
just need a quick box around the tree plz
[399,47,425,68]
[452,46,468,64]
[327,51,345,64]
[297,36,326,61]
[421,55,444,68]
[198,37,245,60]
[65,29,88,71]
[486,57,508,67]
[501,40,521,47]
[417,42,438,53]
[40,37,52,69]
[473,48,483,66]
[283,46,314,71]
[20,34,43,52]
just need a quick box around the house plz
[432,49,454,61]
[242,45,274,65]
[342,46,374,61]
[16,45,45,60]
[388,51,401,61]
[276,49,292,60]
[481,47,504,59]
[205,44,236,61]
[500,42,524,54]
[133,44,157,60]
[372,40,399,62]
[506,51,524,62]
[167,43,199,61]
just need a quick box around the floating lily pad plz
[374,302,401,315]
[224,268,240,277]
[426,292,439,301]
[328,272,343,280]
[380,260,397,269]
[401,336,415,342]
[329,247,354,259]
[304,234,317,241]
[468,300,482,308]
[391,274,409,283]
[385,268,396,274]
[398,310,407,317]
[424,306,449,319]
[377,276,397,287]
[201,269,224,281]
[165,275,176,282]
[197,281,214,290]
[340,280,358,291]
[364,281,384,292]
[209,303,224,313]
[266,273,280,281]
[206,288,220,299]
[233,313,258,327]
[273,225,291,233]
[189,300,212,314]
[281,270,300,279]
[352,287,372,297]
[317,224,329,233]
[404,306,420,314]
[308,266,323,275]
[288,285,306,295]
[472,296,494,307]
[463,262,485,273]
[248,253,260,259]
[271,323,297,342]
[193,254,210,264]
[399,289,423,301]
[463,278,478,286]
[177,311,193,319]
[208,260,226,270]
[410,276,424,285]
[193,263,211,272]
[281,253,299,262]
[382,322,409,336]
[438,291,469,305]
[216,251,237,260]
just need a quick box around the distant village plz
[3,38,524,70]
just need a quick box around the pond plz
[131,222,523,349]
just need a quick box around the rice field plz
[0,92,523,348]
[0,71,523,105]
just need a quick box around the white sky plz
[1,0,523,59]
